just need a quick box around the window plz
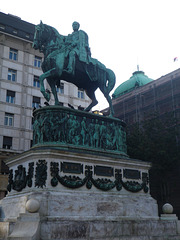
[3,136,12,149]
[32,96,40,108]
[25,33,30,38]
[4,113,14,126]
[0,24,5,30]
[6,90,15,104]
[34,56,42,68]
[8,69,17,81]
[56,82,64,94]
[9,48,18,61]
[12,29,18,34]
[78,88,84,99]
[33,76,40,88]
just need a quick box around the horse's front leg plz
[39,68,56,101]
[39,73,50,101]
[48,79,59,105]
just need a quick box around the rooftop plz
[112,70,154,99]
[0,11,35,41]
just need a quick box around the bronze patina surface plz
[32,106,127,156]
[33,21,115,115]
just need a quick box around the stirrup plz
[64,67,73,74]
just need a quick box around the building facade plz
[111,69,180,217]
[0,12,91,198]
[112,69,180,124]
[111,69,180,151]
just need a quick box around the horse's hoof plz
[54,102,61,106]
[44,102,49,106]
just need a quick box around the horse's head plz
[33,21,47,52]
[33,21,64,53]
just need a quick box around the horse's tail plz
[106,68,116,93]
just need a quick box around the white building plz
[0,12,91,162]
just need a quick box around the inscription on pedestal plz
[94,165,114,177]
[123,169,141,179]
[61,162,83,174]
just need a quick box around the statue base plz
[0,107,180,239]
[32,106,128,157]
[0,147,180,239]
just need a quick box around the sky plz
[1,0,180,110]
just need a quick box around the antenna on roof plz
[137,56,139,71]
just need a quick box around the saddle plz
[85,60,106,82]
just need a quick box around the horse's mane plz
[44,24,64,43]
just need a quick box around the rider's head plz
[72,21,80,31]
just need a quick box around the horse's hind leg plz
[85,89,98,112]
[99,84,114,116]
[105,93,114,116]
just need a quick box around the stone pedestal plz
[0,107,180,239]
[0,148,180,239]
[1,148,155,220]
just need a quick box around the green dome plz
[112,71,154,99]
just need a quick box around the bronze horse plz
[33,21,115,115]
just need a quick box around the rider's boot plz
[65,52,75,74]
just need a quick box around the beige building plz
[0,12,91,197]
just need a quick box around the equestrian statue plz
[33,21,115,115]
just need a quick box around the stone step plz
[2,216,180,239]
[7,213,40,240]
[0,222,9,239]
[109,237,180,240]
[40,218,180,239]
